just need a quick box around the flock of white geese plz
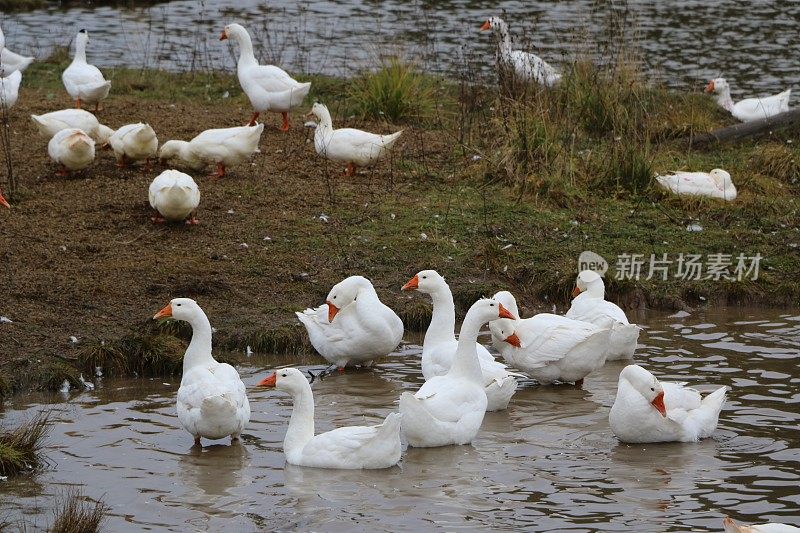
[1,16,795,531]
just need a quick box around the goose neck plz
[284,383,316,457]
[715,87,734,111]
[74,37,87,63]
[233,31,258,66]
[424,285,457,347]
[183,312,215,372]
[447,310,484,383]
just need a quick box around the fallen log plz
[691,108,800,146]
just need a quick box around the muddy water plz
[1,308,799,531]
[3,1,799,93]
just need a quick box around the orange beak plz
[0,192,9,209]
[219,30,228,41]
[153,303,173,320]
[498,303,516,320]
[572,285,582,298]
[651,390,666,416]
[401,275,419,291]
[704,80,715,93]
[326,301,339,322]
[480,20,491,31]
[257,372,277,387]
[504,332,521,347]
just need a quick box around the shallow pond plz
[3,1,799,93]
[1,307,798,531]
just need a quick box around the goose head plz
[256,367,309,393]
[573,269,604,298]
[467,297,517,327]
[488,290,521,347]
[158,140,187,163]
[96,124,114,147]
[325,275,373,322]
[153,297,202,322]
[401,269,446,293]
[480,16,508,34]
[705,77,728,94]
[619,364,666,416]
[76,28,90,47]
[709,168,733,188]
[306,102,332,125]
[219,23,248,42]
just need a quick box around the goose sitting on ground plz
[30,109,113,145]
[154,298,250,445]
[401,270,517,411]
[0,70,22,109]
[479,16,561,87]
[723,517,800,533]
[296,275,403,371]
[656,168,737,201]
[148,170,200,225]
[307,103,403,176]
[109,123,158,169]
[567,270,640,360]
[705,78,790,122]
[257,367,401,469]
[62,29,111,112]
[48,128,95,176]
[220,23,311,131]
[400,298,516,448]
[158,123,264,178]
[609,364,727,444]
[0,26,34,76]
[489,290,609,386]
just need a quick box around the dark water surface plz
[1,308,798,531]
[1,1,799,94]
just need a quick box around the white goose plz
[62,30,111,111]
[296,276,403,371]
[48,128,95,176]
[0,26,34,76]
[257,367,401,469]
[567,270,640,360]
[148,170,200,225]
[723,517,800,533]
[656,168,737,201]
[609,364,726,444]
[158,123,264,178]
[480,16,561,87]
[153,298,250,445]
[0,70,22,109]
[220,23,311,131]
[30,109,114,144]
[706,78,790,123]
[109,123,158,169]
[401,270,517,411]
[489,290,609,385]
[308,103,403,176]
[400,298,516,448]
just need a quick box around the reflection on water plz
[0,308,799,531]
[2,1,799,93]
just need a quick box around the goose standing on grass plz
[567,270,640,360]
[220,23,311,131]
[148,170,200,225]
[296,276,403,371]
[257,368,402,469]
[609,364,727,444]
[158,123,264,178]
[656,168,737,201]
[723,517,800,533]
[400,298,516,448]
[0,26,34,76]
[154,298,250,445]
[480,16,561,87]
[0,70,22,109]
[705,78,790,122]
[401,270,517,411]
[62,30,111,112]
[109,123,158,169]
[489,290,609,386]
[30,109,114,145]
[307,103,403,176]
[48,128,95,176]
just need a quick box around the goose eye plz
[176,303,181,307]
[282,373,287,377]
[490,303,495,306]
[332,296,336,299]
[422,276,427,279]
[650,387,655,391]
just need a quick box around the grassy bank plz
[0,47,797,397]
[0,413,49,476]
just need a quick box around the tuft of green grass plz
[78,333,185,377]
[51,489,108,533]
[35,362,82,392]
[752,144,799,185]
[348,57,437,122]
[0,412,50,476]
[396,300,432,332]
[224,324,313,356]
